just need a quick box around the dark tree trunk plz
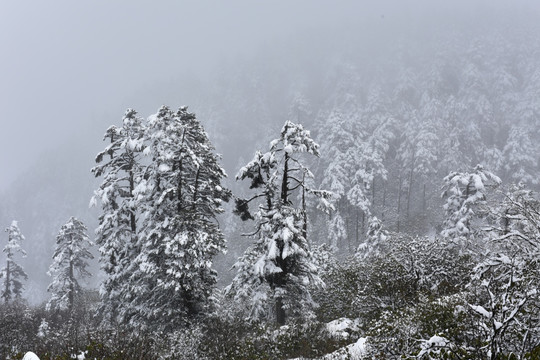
[177,159,183,211]
[129,171,137,233]
[281,153,289,203]
[276,297,286,326]
[177,129,187,212]
[302,173,307,243]
[192,167,201,210]
[68,246,74,316]
[273,151,290,325]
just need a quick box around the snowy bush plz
[0,301,39,360]
[157,327,208,360]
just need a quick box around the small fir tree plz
[1,221,27,303]
[47,217,93,315]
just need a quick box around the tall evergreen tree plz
[91,108,146,323]
[502,125,539,185]
[129,106,231,331]
[1,221,27,303]
[228,120,332,325]
[46,217,93,315]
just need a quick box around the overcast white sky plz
[0,0,362,190]
[1,0,538,191]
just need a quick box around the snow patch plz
[418,335,450,357]
[22,352,40,360]
[284,144,294,154]
[159,163,171,172]
[288,336,368,360]
[326,318,360,339]
[470,304,492,318]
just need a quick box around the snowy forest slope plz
[1,5,540,303]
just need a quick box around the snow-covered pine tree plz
[441,165,501,250]
[91,108,146,323]
[317,109,354,251]
[47,217,93,315]
[1,221,27,303]
[228,120,332,325]
[502,125,539,185]
[129,106,231,331]
[357,216,388,259]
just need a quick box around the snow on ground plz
[289,318,367,359]
[21,351,85,360]
[22,352,40,360]
[321,337,368,359]
[289,337,368,360]
[326,317,360,339]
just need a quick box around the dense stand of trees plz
[2,26,540,359]
[91,106,232,331]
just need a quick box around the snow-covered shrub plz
[315,232,472,328]
[460,184,540,358]
[156,327,208,360]
[197,315,273,360]
[313,256,366,323]
[465,253,540,359]
[271,321,352,359]
[366,294,473,358]
[0,301,40,359]
[81,329,156,360]
[196,313,351,360]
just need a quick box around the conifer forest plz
[2,1,540,359]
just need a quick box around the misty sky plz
[1,0,538,191]
[0,0,357,190]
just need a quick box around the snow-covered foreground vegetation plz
[3,177,540,358]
